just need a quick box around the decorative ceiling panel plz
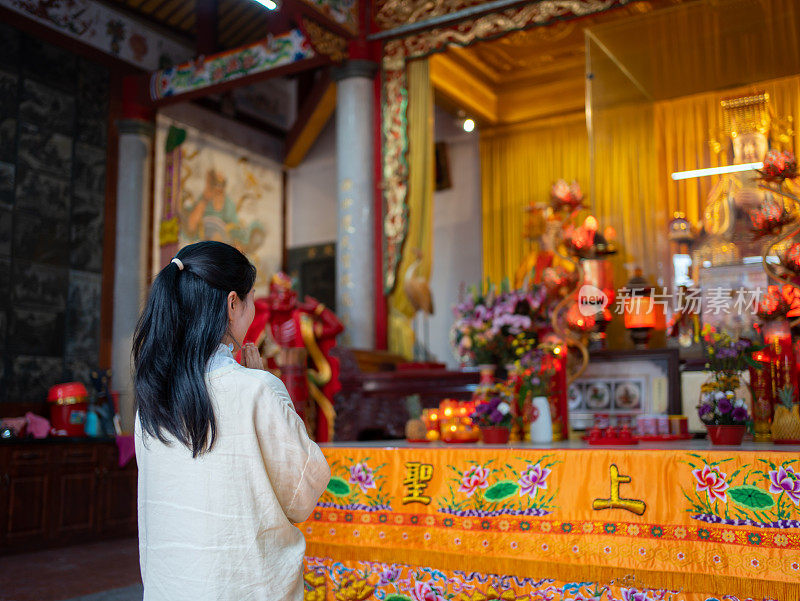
[373,0,487,31]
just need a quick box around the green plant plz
[778,384,795,410]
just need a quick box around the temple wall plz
[429,106,482,366]
[287,120,337,248]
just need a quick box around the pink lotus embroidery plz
[692,465,729,503]
[348,462,376,493]
[412,581,446,601]
[518,465,551,497]
[768,466,800,505]
[459,465,490,497]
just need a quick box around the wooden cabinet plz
[3,447,51,547]
[0,440,137,554]
[97,446,137,536]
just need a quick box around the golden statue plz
[697,92,797,267]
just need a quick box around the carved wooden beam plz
[148,29,328,106]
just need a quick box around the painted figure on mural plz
[244,273,344,443]
[183,168,266,255]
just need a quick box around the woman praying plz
[133,241,330,601]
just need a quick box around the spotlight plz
[462,118,475,133]
[251,0,278,9]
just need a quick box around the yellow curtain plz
[592,103,658,288]
[480,113,589,284]
[388,58,434,359]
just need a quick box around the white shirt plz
[135,344,330,601]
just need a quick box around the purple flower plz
[717,397,733,414]
[518,465,551,497]
[768,466,800,505]
[699,403,714,417]
[348,462,376,493]
[732,406,748,422]
[621,588,652,601]
[489,410,504,423]
[378,565,402,586]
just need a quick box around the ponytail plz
[133,241,256,457]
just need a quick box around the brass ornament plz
[721,92,770,137]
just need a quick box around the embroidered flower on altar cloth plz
[412,581,446,601]
[377,566,401,586]
[348,462,376,493]
[518,464,551,497]
[768,466,800,505]
[459,465,490,497]
[692,465,729,503]
[620,588,653,601]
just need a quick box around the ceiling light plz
[251,0,278,9]
[670,162,762,181]
[463,118,475,133]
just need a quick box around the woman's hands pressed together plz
[242,342,264,370]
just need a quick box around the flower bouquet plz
[470,383,513,444]
[451,281,547,369]
[698,325,762,444]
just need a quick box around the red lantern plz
[749,198,789,237]
[783,242,800,273]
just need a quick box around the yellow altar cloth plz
[302,442,800,601]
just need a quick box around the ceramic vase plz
[529,396,553,443]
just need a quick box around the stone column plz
[112,119,153,431]
[332,60,378,349]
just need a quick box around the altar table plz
[301,441,800,601]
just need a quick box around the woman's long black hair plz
[133,241,256,457]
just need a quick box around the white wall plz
[427,106,482,366]
[287,119,338,247]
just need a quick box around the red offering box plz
[584,427,639,445]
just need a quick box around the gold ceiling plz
[433,0,800,126]
[431,0,686,125]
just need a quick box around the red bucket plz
[47,382,89,437]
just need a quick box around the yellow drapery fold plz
[480,113,589,284]
[388,58,434,359]
[592,103,659,288]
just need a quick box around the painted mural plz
[153,116,283,296]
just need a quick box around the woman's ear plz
[226,290,238,321]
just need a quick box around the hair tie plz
[171,258,184,271]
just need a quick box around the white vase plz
[529,396,553,443]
